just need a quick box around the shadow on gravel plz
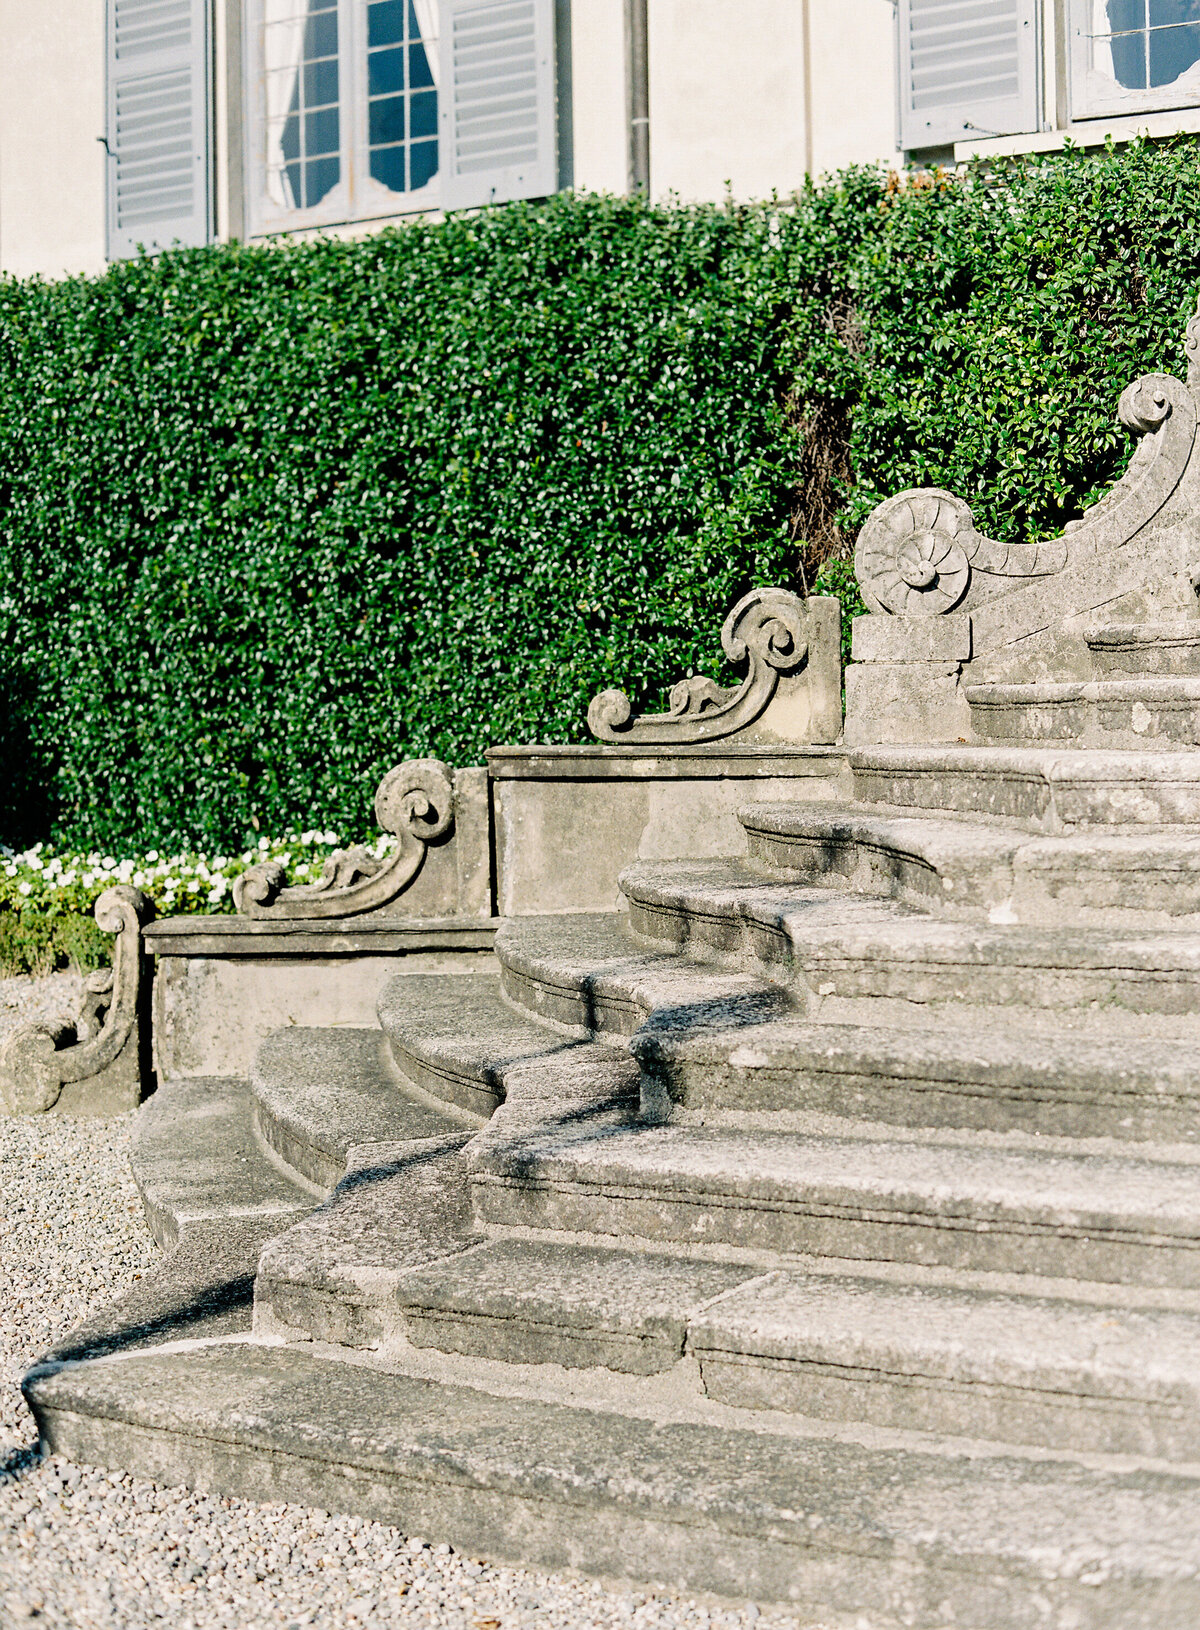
[0,1443,42,1486]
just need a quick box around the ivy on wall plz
[1,142,1199,851]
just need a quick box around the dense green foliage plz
[3,143,1200,851]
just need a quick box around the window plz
[1069,0,1200,117]
[105,0,211,259]
[245,0,557,235]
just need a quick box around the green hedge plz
[3,144,1200,852]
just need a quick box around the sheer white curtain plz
[411,0,439,87]
[263,0,308,208]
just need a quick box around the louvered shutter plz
[439,0,556,210]
[897,0,1038,150]
[106,0,211,259]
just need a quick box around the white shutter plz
[106,0,211,259]
[897,0,1038,150]
[439,0,556,210]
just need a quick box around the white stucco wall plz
[569,0,627,195]
[808,0,898,178]
[0,0,107,279]
[647,0,809,203]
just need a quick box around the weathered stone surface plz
[377,969,597,1118]
[494,911,789,1036]
[488,743,848,914]
[131,1076,314,1249]
[849,744,1200,827]
[254,1136,477,1348]
[27,1342,1200,1627]
[741,799,1200,926]
[967,676,1200,748]
[851,611,973,664]
[691,1272,1200,1460]
[149,939,494,1078]
[396,1238,754,1373]
[1088,620,1200,675]
[251,1025,465,1189]
[0,885,154,1116]
[633,1012,1200,1139]
[472,1118,1200,1284]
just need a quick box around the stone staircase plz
[27,738,1200,1628]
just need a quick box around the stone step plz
[966,678,1200,748]
[633,1013,1200,1141]
[1087,620,1200,676]
[622,859,1200,1018]
[376,969,617,1119]
[254,1134,479,1349]
[739,800,1200,924]
[493,913,790,1036]
[251,1026,468,1190]
[691,1271,1200,1461]
[372,1231,1200,1461]
[849,743,1200,826]
[472,1119,1200,1285]
[131,1076,316,1251]
[394,1236,755,1374]
[28,1339,1200,1627]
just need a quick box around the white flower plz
[146,850,159,863]
[17,882,31,897]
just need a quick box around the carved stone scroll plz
[855,369,1196,621]
[233,758,455,919]
[0,885,155,1116]
[586,587,842,746]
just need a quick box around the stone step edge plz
[26,1341,1200,1628]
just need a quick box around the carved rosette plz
[233,758,455,919]
[855,490,978,617]
[0,885,154,1115]
[587,587,810,744]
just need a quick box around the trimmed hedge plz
[3,145,1200,852]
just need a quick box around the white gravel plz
[0,975,822,1630]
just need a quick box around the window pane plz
[262,1,340,215]
[410,89,437,139]
[370,94,406,145]
[369,44,405,96]
[304,155,340,206]
[409,138,438,190]
[303,56,339,107]
[306,106,340,156]
[367,0,439,196]
[409,39,435,89]
[368,0,406,48]
[370,144,407,192]
[1148,0,1200,84]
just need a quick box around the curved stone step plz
[493,913,790,1036]
[633,1013,1200,1141]
[691,1271,1200,1461]
[740,800,1200,924]
[252,1026,468,1190]
[622,859,1200,1019]
[377,969,613,1119]
[132,1077,315,1251]
[966,677,1200,748]
[472,1119,1200,1286]
[29,1340,1200,1628]
[850,744,1200,826]
[254,1134,478,1349]
[1088,621,1200,676]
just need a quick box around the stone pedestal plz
[844,613,974,746]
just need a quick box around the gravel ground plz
[0,974,821,1630]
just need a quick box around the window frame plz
[1068,0,1200,120]
[243,0,442,237]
